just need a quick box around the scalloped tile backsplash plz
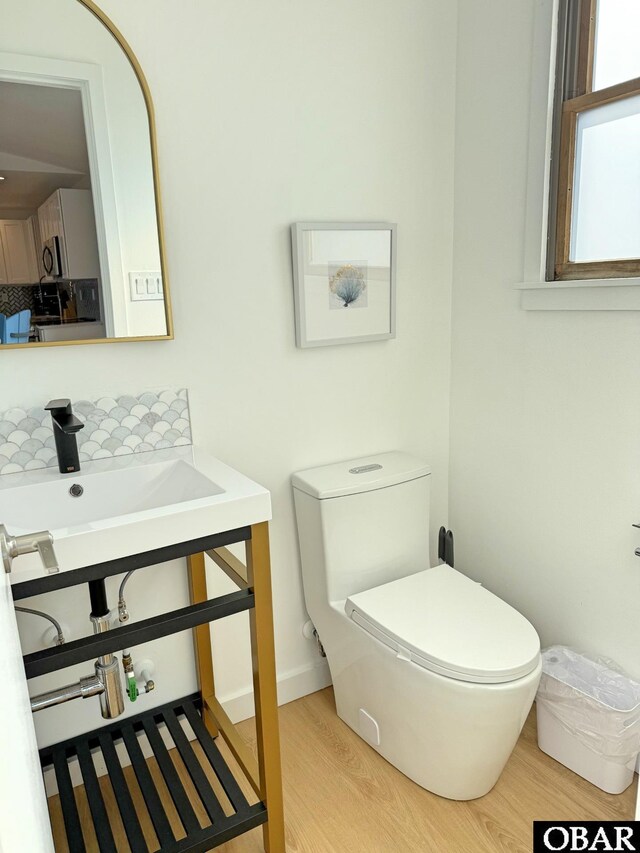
[0,389,191,475]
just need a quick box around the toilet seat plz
[345,565,540,684]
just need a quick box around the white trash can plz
[536,646,640,794]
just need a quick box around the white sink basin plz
[0,446,271,582]
[2,458,224,533]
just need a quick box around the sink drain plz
[69,484,84,498]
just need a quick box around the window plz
[549,0,640,281]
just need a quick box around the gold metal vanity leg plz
[186,551,219,737]
[246,522,285,853]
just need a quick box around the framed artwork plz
[291,222,396,348]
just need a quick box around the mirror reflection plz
[0,0,171,347]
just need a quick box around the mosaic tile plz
[0,388,191,476]
[0,286,35,315]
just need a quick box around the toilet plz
[292,452,541,801]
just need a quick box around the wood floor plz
[48,687,636,853]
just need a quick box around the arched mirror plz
[0,0,172,348]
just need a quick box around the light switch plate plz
[129,271,163,301]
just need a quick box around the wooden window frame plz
[551,0,640,281]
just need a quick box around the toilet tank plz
[292,452,431,606]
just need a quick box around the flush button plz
[349,464,383,475]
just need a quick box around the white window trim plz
[517,0,640,310]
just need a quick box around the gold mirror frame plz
[3,0,173,350]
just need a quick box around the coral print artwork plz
[291,222,396,347]
[329,263,368,309]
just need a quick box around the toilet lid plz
[345,565,540,684]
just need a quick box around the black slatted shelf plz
[40,694,267,853]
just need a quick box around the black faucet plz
[45,399,85,473]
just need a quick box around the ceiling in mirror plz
[0,82,90,215]
[0,0,172,348]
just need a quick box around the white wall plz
[6,0,457,746]
[449,0,640,679]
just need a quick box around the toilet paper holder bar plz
[438,527,454,568]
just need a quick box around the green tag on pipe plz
[127,675,138,702]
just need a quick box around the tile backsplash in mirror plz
[0,285,34,315]
[0,389,191,475]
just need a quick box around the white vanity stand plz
[2,446,285,852]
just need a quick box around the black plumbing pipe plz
[88,578,109,618]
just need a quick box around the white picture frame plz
[291,221,397,348]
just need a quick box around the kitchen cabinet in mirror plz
[0,0,172,348]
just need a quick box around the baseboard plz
[219,659,332,723]
[43,659,332,795]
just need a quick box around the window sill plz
[516,278,640,310]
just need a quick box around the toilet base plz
[330,624,541,801]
